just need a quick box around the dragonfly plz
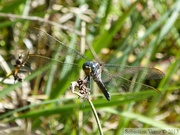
[1,29,165,100]
[0,52,30,83]
[82,61,164,101]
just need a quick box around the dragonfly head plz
[82,62,94,75]
[16,54,23,65]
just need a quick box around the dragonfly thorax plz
[82,61,102,82]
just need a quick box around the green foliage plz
[0,0,179,134]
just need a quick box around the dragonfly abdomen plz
[95,79,111,101]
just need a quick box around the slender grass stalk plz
[87,98,103,135]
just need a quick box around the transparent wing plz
[101,64,164,98]
[28,28,89,62]
[24,53,81,80]
[22,28,90,81]
[103,64,164,80]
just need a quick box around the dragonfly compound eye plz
[82,62,92,75]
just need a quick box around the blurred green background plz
[0,0,179,135]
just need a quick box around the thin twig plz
[0,13,82,36]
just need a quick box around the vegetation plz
[0,0,179,134]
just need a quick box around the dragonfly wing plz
[24,53,82,82]
[23,28,88,81]
[103,64,165,80]
[101,68,162,96]
[28,28,90,62]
